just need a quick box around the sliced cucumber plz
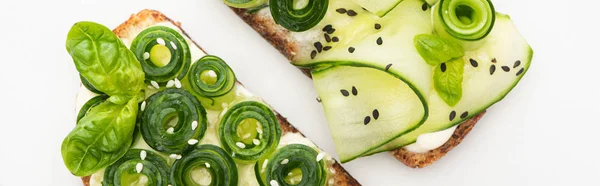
[367,14,533,154]
[312,66,426,162]
[351,0,404,17]
[295,0,434,119]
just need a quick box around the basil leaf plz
[434,58,464,106]
[61,98,138,176]
[414,34,464,66]
[66,21,145,100]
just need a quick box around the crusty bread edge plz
[230,7,485,168]
[80,9,360,186]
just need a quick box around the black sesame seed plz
[449,111,456,121]
[336,8,347,14]
[490,65,496,75]
[322,25,333,32]
[362,7,367,11]
[327,29,336,34]
[314,42,323,53]
[516,68,525,76]
[422,3,428,11]
[492,58,497,63]
[332,37,339,42]
[348,47,355,53]
[502,66,510,72]
[324,34,331,42]
[513,60,521,68]
[316,97,322,103]
[310,50,317,59]
[373,109,379,120]
[460,111,469,119]
[385,64,393,71]
[364,116,371,125]
[347,10,358,16]
[470,59,479,67]
[323,46,332,51]
[340,89,349,97]
[351,86,358,96]
[376,37,383,45]
[374,23,382,30]
[441,63,447,72]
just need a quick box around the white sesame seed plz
[236,142,246,149]
[140,101,146,111]
[166,127,175,134]
[328,178,334,185]
[188,139,199,145]
[143,52,150,60]
[256,127,263,134]
[170,41,178,50]
[330,168,336,174]
[253,139,260,145]
[151,81,160,89]
[316,152,325,162]
[169,154,178,159]
[157,38,166,45]
[281,159,289,164]
[166,80,175,88]
[191,121,198,130]
[205,162,210,168]
[135,163,143,173]
[242,133,251,139]
[232,153,236,157]
[207,70,217,78]
[140,150,147,160]
[270,180,279,186]
[176,155,182,159]
[288,172,293,176]
[261,159,269,172]
[174,78,182,88]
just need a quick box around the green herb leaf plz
[434,58,464,106]
[66,21,145,101]
[414,34,464,66]
[61,98,138,176]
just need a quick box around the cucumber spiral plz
[223,0,267,9]
[270,0,329,32]
[103,149,170,186]
[218,101,282,163]
[170,144,238,186]
[140,89,207,154]
[76,95,108,123]
[183,55,236,110]
[131,26,191,83]
[433,0,495,45]
[255,144,327,186]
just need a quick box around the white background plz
[0,0,599,185]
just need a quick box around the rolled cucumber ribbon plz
[433,0,495,49]
[223,0,267,9]
[140,89,207,154]
[218,101,281,163]
[255,144,328,186]
[270,0,329,32]
[170,144,238,186]
[103,149,170,186]
[182,55,237,110]
[131,26,191,84]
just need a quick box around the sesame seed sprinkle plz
[322,25,333,32]
[316,152,325,161]
[364,116,371,125]
[422,3,428,11]
[329,178,335,185]
[340,89,349,97]
[136,163,143,173]
[156,38,166,46]
[281,159,289,164]
[253,139,261,145]
[347,10,357,16]
[262,159,269,172]
[330,168,336,174]
[348,47,355,53]
[141,101,146,111]
[143,52,150,60]
[323,46,332,51]
[314,42,323,53]
[191,121,198,130]
[375,23,381,30]
[376,37,383,45]
[516,68,525,76]
[151,81,160,89]
[166,80,175,88]
[270,180,280,186]
[490,65,496,75]
[236,142,246,149]
[470,59,479,67]
[174,79,182,88]
[205,162,211,168]
[460,111,469,119]
[441,63,447,72]
[502,66,511,72]
[166,127,175,134]
[385,63,393,71]
[324,34,332,42]
[170,41,177,50]
[336,8,347,14]
[514,60,521,68]
[242,133,251,139]
[188,139,199,145]
[351,86,358,96]
[140,150,147,160]
[332,37,339,42]
[311,50,317,59]
[176,155,182,159]
[449,111,457,121]
[170,154,178,159]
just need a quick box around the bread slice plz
[230,7,485,168]
[79,9,360,186]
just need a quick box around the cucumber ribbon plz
[270,0,329,32]
[183,55,237,110]
[103,149,170,186]
[170,144,238,186]
[255,144,328,186]
[433,0,495,47]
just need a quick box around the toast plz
[80,9,360,186]
[230,7,485,168]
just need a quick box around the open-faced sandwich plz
[61,10,360,186]
[226,0,533,167]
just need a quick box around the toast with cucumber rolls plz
[226,0,533,167]
[62,9,360,186]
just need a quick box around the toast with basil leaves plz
[64,9,359,186]
[227,0,531,168]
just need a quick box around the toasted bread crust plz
[231,7,485,168]
[80,9,359,186]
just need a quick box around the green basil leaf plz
[414,34,464,66]
[66,21,145,100]
[434,58,464,106]
[61,98,138,176]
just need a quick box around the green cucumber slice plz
[295,0,434,120]
[367,14,533,154]
[312,66,426,162]
[351,0,404,17]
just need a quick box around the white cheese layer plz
[403,126,457,153]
